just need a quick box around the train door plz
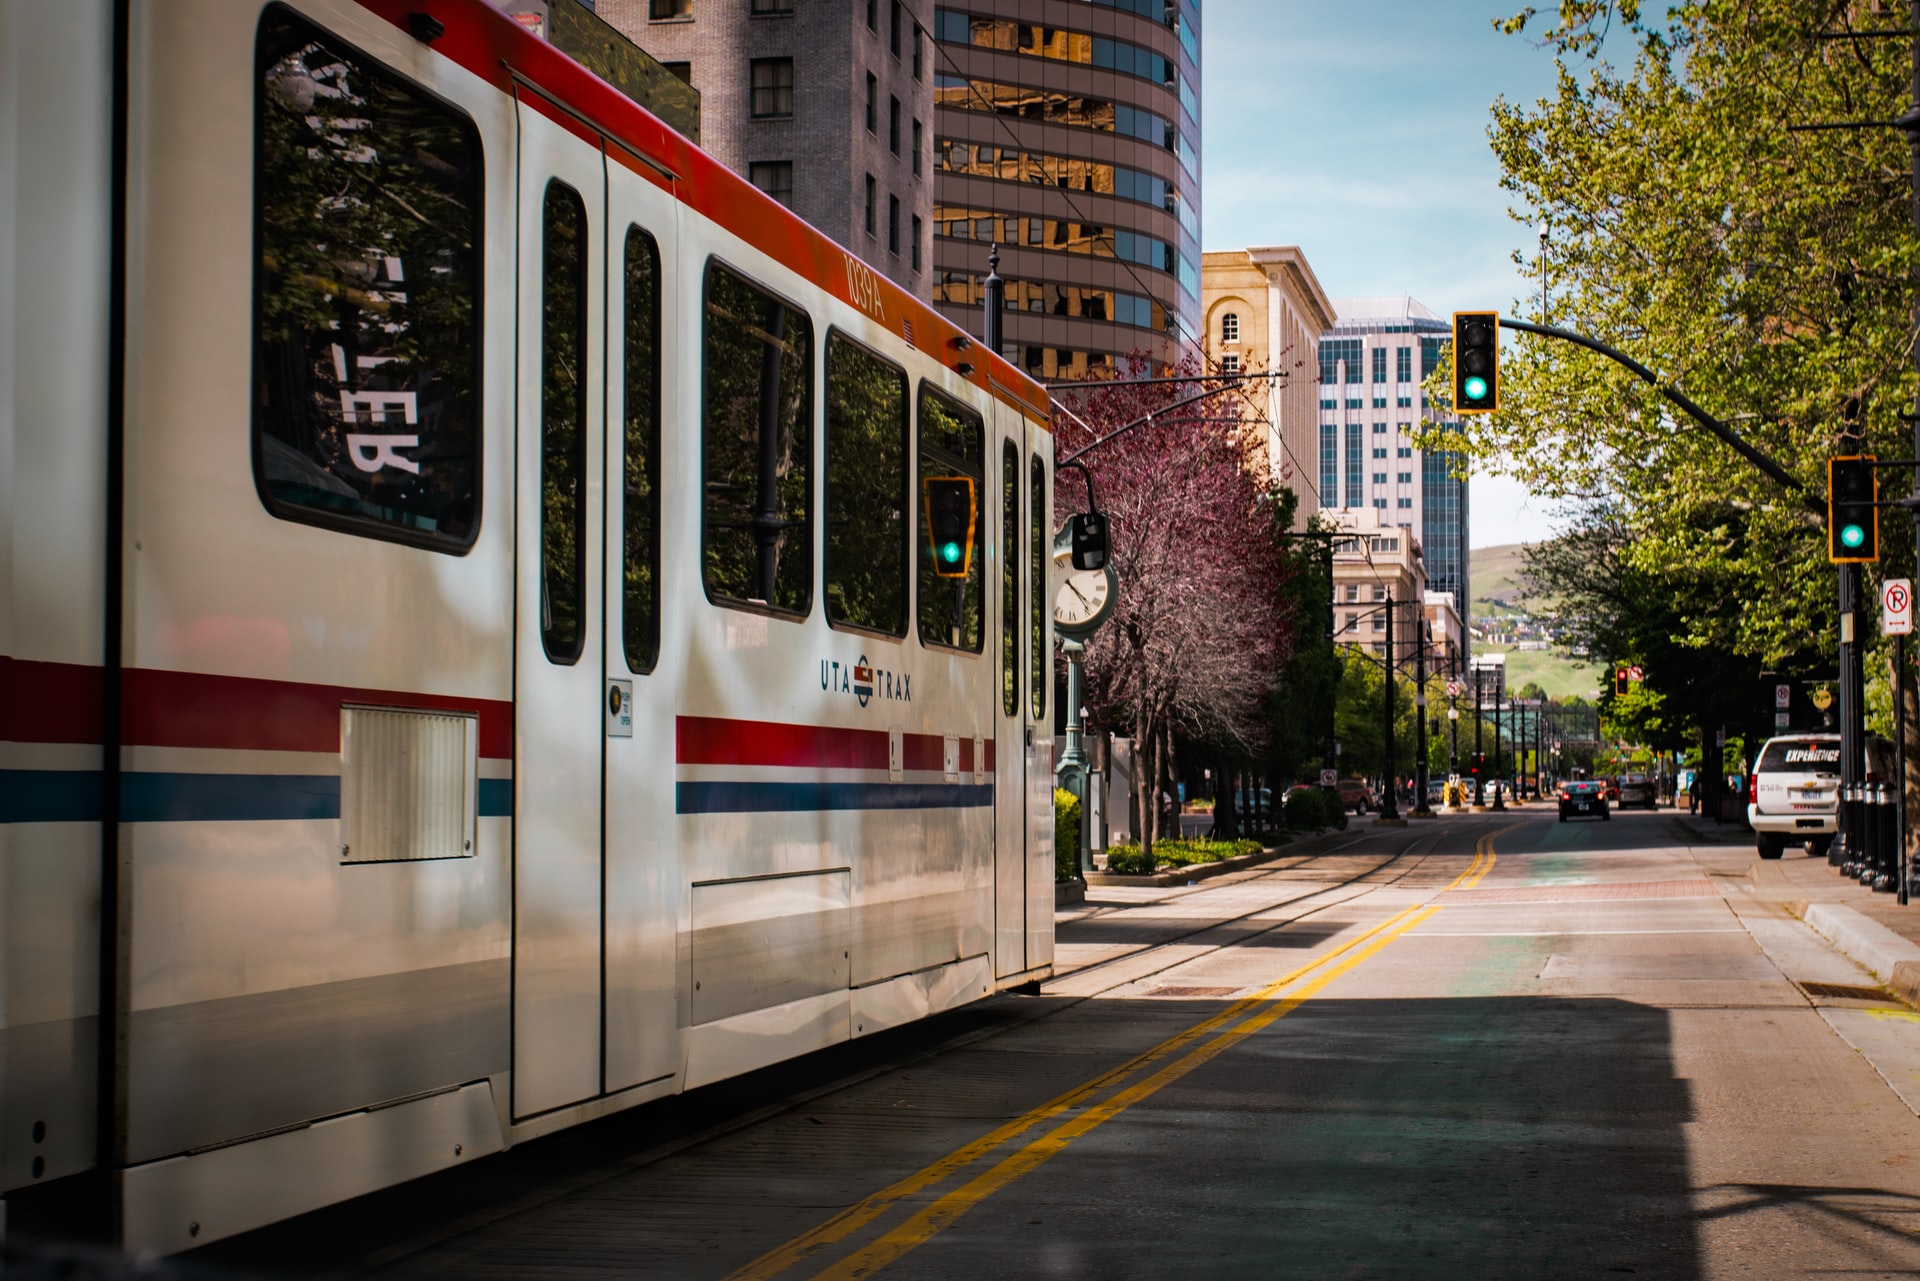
[512,98,608,1119]
[1025,427,1055,971]
[993,430,1027,977]
[600,148,679,1094]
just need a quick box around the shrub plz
[1053,787,1082,881]
[1103,842,1153,875]
[1285,787,1346,831]
[1157,837,1263,866]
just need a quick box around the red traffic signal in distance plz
[1614,667,1630,696]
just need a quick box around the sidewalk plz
[1742,838,1920,1005]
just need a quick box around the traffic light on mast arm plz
[1452,310,1499,413]
[923,476,977,579]
[1614,667,1630,697]
[1828,455,1879,564]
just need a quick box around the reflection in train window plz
[824,334,909,636]
[1001,440,1019,716]
[1030,452,1046,719]
[623,225,661,673]
[540,180,588,665]
[917,387,984,651]
[702,261,814,616]
[253,8,481,550]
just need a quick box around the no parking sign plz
[1884,578,1912,636]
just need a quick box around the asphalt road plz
[195,807,1920,1279]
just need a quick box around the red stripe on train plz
[1,660,512,757]
[678,716,995,771]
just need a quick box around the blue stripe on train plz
[0,771,514,823]
[676,780,995,814]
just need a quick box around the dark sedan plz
[1559,780,1610,822]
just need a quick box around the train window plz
[824,334,909,636]
[702,262,814,616]
[1001,441,1019,716]
[539,181,589,664]
[916,387,984,651]
[253,9,482,551]
[623,226,662,673]
[1029,452,1046,720]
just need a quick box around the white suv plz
[1747,733,1891,859]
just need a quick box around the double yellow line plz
[728,832,1501,1281]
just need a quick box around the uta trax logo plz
[821,655,911,708]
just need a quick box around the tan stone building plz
[1200,246,1336,529]
[1329,507,1426,665]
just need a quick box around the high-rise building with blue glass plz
[1317,297,1471,634]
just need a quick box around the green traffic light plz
[941,541,962,564]
[1463,375,1488,401]
[1841,524,1866,550]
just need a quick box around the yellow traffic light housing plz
[1828,455,1879,564]
[923,476,977,579]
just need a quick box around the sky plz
[1200,0,1573,550]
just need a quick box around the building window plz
[1398,497,1414,508]
[889,95,900,152]
[1373,472,1387,485]
[1397,446,1412,458]
[1372,398,1387,409]
[749,161,793,208]
[866,0,876,29]
[911,215,922,271]
[1373,498,1388,509]
[1397,396,1412,408]
[1398,471,1412,484]
[750,58,793,117]
[865,174,876,235]
[890,0,901,54]
[750,0,792,11]
[1221,312,1239,343]
[1344,612,1358,633]
[888,194,900,253]
[1373,422,1388,434]
[253,9,480,553]
[663,61,692,82]
[650,0,691,17]
[1397,346,1412,382]
[866,72,877,132]
[1372,447,1387,459]
[1220,354,1239,373]
[914,27,923,77]
[1372,347,1386,382]
[912,120,923,174]
[1345,585,1359,603]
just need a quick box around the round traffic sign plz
[1888,581,1910,615]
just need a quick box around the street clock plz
[1053,564,1117,637]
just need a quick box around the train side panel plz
[0,0,113,1204]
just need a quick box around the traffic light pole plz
[1380,595,1401,823]
[1412,608,1433,818]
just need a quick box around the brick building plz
[599,0,935,291]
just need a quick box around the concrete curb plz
[1802,902,1920,1006]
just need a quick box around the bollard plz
[1877,783,1899,892]
[1858,784,1881,887]
[1835,787,1850,875]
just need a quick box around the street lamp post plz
[1380,594,1401,823]
[1473,667,1485,808]
[1412,607,1433,818]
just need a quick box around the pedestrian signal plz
[923,476,977,579]
[1452,311,1499,413]
[1828,455,1878,564]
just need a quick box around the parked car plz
[1559,780,1609,822]
[1617,773,1655,809]
[1744,732,1894,859]
[1426,777,1447,807]
[1336,778,1376,814]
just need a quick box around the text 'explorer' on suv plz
[1747,732,1892,860]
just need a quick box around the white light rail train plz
[1,0,1056,1252]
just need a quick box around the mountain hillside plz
[1464,542,1598,701]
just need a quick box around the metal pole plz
[1413,609,1432,817]
[983,244,1004,353]
[1474,667,1485,807]
[1381,594,1400,821]
[1901,630,1911,904]
[1491,678,1507,811]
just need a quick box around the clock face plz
[1054,566,1115,634]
